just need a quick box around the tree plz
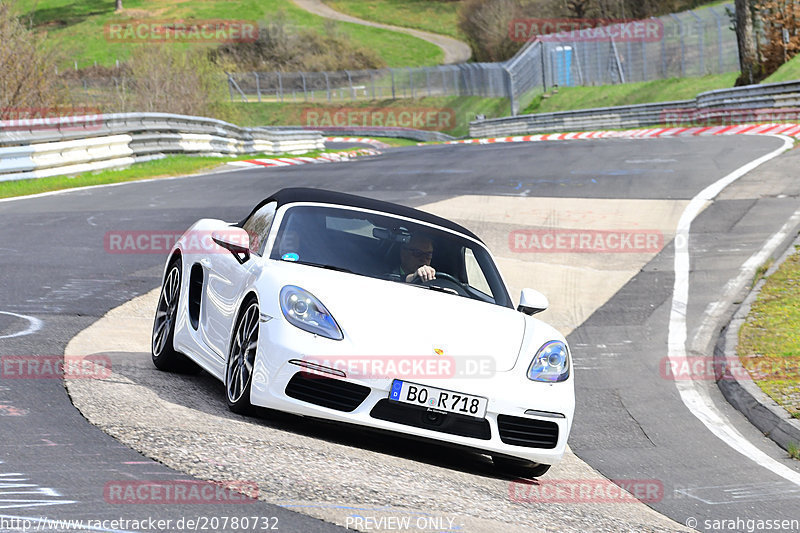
[0,3,63,117]
[116,0,123,11]
[757,0,800,77]
[734,0,761,85]
[565,0,595,18]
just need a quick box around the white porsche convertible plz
[152,187,574,477]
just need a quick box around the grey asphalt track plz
[1,136,798,532]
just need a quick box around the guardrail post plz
[709,7,724,73]
[541,43,548,92]
[408,68,415,99]
[641,33,647,81]
[658,17,667,77]
[573,41,584,85]
[426,68,431,97]
[324,72,331,102]
[626,40,634,81]
[610,38,625,84]
[227,74,248,102]
[255,72,262,103]
[503,66,517,116]
[390,68,396,99]
[345,70,354,100]
[689,10,705,75]
[670,13,686,77]
[594,38,602,84]
[277,71,283,103]
[301,72,308,102]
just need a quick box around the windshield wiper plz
[294,260,354,274]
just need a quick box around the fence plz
[226,64,512,103]
[225,3,737,115]
[0,113,323,182]
[505,4,738,113]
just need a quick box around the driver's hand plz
[407,265,436,283]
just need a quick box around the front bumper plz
[250,319,575,465]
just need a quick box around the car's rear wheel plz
[152,258,197,373]
[226,297,259,414]
[492,456,551,478]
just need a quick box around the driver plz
[397,234,436,283]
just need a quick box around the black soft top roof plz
[245,187,482,242]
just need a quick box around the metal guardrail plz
[469,81,800,137]
[0,112,324,182]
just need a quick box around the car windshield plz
[269,205,512,308]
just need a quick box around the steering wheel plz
[430,272,460,284]
[413,271,469,297]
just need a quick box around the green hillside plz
[12,0,442,68]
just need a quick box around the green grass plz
[364,136,420,146]
[737,246,800,420]
[12,0,442,68]
[765,53,800,83]
[227,96,511,137]
[789,442,800,460]
[522,73,740,115]
[0,149,360,199]
[324,0,463,39]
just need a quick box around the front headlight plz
[527,340,570,382]
[280,285,343,340]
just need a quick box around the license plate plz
[389,380,487,418]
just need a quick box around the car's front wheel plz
[226,297,259,414]
[492,456,551,478]
[152,258,196,373]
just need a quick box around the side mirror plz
[518,288,548,316]
[212,228,251,264]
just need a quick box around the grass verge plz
[0,149,364,200]
[323,0,463,39]
[522,73,740,115]
[737,245,800,421]
[359,136,420,146]
[765,54,800,83]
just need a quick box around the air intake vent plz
[188,263,204,330]
[497,415,559,449]
[370,399,491,440]
[285,372,370,412]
